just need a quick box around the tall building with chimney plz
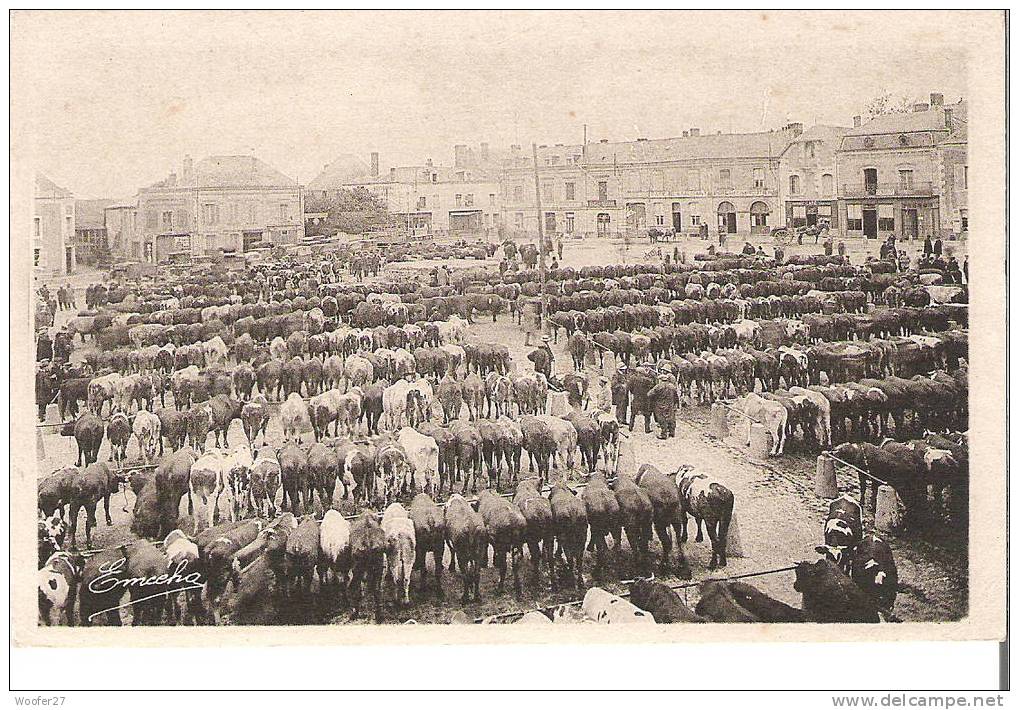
[33,174,75,275]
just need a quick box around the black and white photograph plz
[10,10,1005,663]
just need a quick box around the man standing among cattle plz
[527,335,555,381]
[611,365,630,425]
[647,373,680,439]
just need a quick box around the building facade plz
[312,146,502,237]
[104,203,138,261]
[778,125,847,230]
[834,94,966,240]
[135,155,304,262]
[73,199,114,264]
[33,174,75,275]
[499,126,802,239]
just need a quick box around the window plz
[689,170,701,191]
[565,182,576,201]
[598,181,608,202]
[898,170,914,190]
[655,215,665,226]
[789,175,801,195]
[753,168,765,189]
[863,168,878,195]
[455,194,462,207]
[565,212,575,233]
[878,204,895,232]
[960,210,968,231]
[465,194,474,207]
[417,196,427,209]
[203,203,219,225]
[821,174,834,196]
[489,193,496,207]
[955,165,968,189]
[513,186,524,202]
[541,180,553,201]
[690,215,701,226]
[249,204,258,223]
[431,173,437,183]
[719,169,731,188]
[847,204,863,231]
[279,203,290,221]
[33,217,40,237]
[65,216,72,234]
[161,211,173,230]
[514,212,524,229]
[805,142,815,159]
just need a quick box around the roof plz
[74,199,115,228]
[787,124,851,144]
[584,129,799,164]
[194,155,298,188]
[35,174,72,199]
[846,100,966,137]
[307,153,371,190]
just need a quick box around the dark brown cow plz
[349,510,386,622]
[581,472,621,573]
[477,489,526,596]
[629,578,706,623]
[794,558,881,623]
[634,463,691,578]
[443,494,486,604]
[408,493,445,597]
[612,474,653,572]
[512,478,554,585]
[548,481,588,591]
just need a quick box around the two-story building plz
[834,93,966,240]
[33,174,75,275]
[72,199,114,264]
[321,146,501,236]
[135,155,304,262]
[499,125,802,239]
[778,125,849,230]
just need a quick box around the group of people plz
[878,234,967,283]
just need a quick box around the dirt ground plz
[35,233,968,624]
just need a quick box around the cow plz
[675,467,735,569]
[307,442,339,512]
[240,396,270,446]
[462,373,486,422]
[280,392,310,444]
[634,463,691,578]
[319,509,352,601]
[399,427,439,497]
[381,503,417,606]
[512,478,554,585]
[156,408,187,454]
[107,412,131,468]
[563,410,601,474]
[186,404,213,453]
[742,392,789,455]
[189,449,228,532]
[375,441,411,506]
[249,446,282,518]
[485,373,513,419]
[548,481,588,591]
[163,529,202,624]
[39,466,76,522]
[477,489,527,596]
[38,551,81,626]
[224,444,254,521]
[519,416,555,489]
[444,493,486,604]
[279,443,309,515]
[133,409,162,465]
[382,379,413,431]
[67,462,119,548]
[794,557,881,623]
[726,581,806,622]
[850,533,898,611]
[629,578,706,623]
[695,580,760,622]
[285,516,321,599]
[349,510,386,622]
[450,420,483,495]
[408,493,445,597]
[611,472,652,574]
[816,494,864,572]
[581,472,621,573]
[198,519,265,623]
[61,412,103,467]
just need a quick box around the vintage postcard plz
[9,10,1007,647]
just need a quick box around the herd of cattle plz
[35,246,967,626]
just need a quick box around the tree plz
[306,187,396,236]
[864,92,916,119]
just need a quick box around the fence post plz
[748,423,771,458]
[814,455,838,498]
[875,485,904,533]
[725,508,745,557]
[710,403,730,439]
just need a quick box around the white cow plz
[280,392,310,443]
[132,409,162,464]
[319,509,352,590]
[397,427,439,496]
[189,449,229,532]
[382,379,414,431]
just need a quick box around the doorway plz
[902,209,918,239]
[863,208,878,238]
[672,203,682,232]
[65,247,73,274]
[717,201,737,233]
[864,168,878,196]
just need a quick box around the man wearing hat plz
[611,364,630,425]
[591,374,612,413]
[527,335,555,381]
[626,365,656,434]
[647,373,680,439]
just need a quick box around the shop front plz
[785,200,837,229]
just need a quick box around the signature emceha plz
[87,557,204,622]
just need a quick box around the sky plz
[11,10,973,199]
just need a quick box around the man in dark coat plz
[611,365,630,425]
[527,335,555,380]
[933,237,943,256]
[626,366,656,434]
[923,235,933,255]
[37,330,53,362]
[648,374,680,439]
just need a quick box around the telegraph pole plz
[532,142,548,336]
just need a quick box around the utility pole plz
[532,142,548,337]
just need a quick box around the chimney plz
[425,158,433,167]
[913,102,929,113]
[930,92,944,107]
[786,122,803,136]
[944,108,954,130]
[636,137,647,142]
[454,144,468,168]
[853,115,862,128]
[689,128,700,137]
[599,139,609,144]
[682,130,689,137]
[480,142,490,162]
[370,152,379,177]
[389,167,396,180]
[182,154,193,185]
